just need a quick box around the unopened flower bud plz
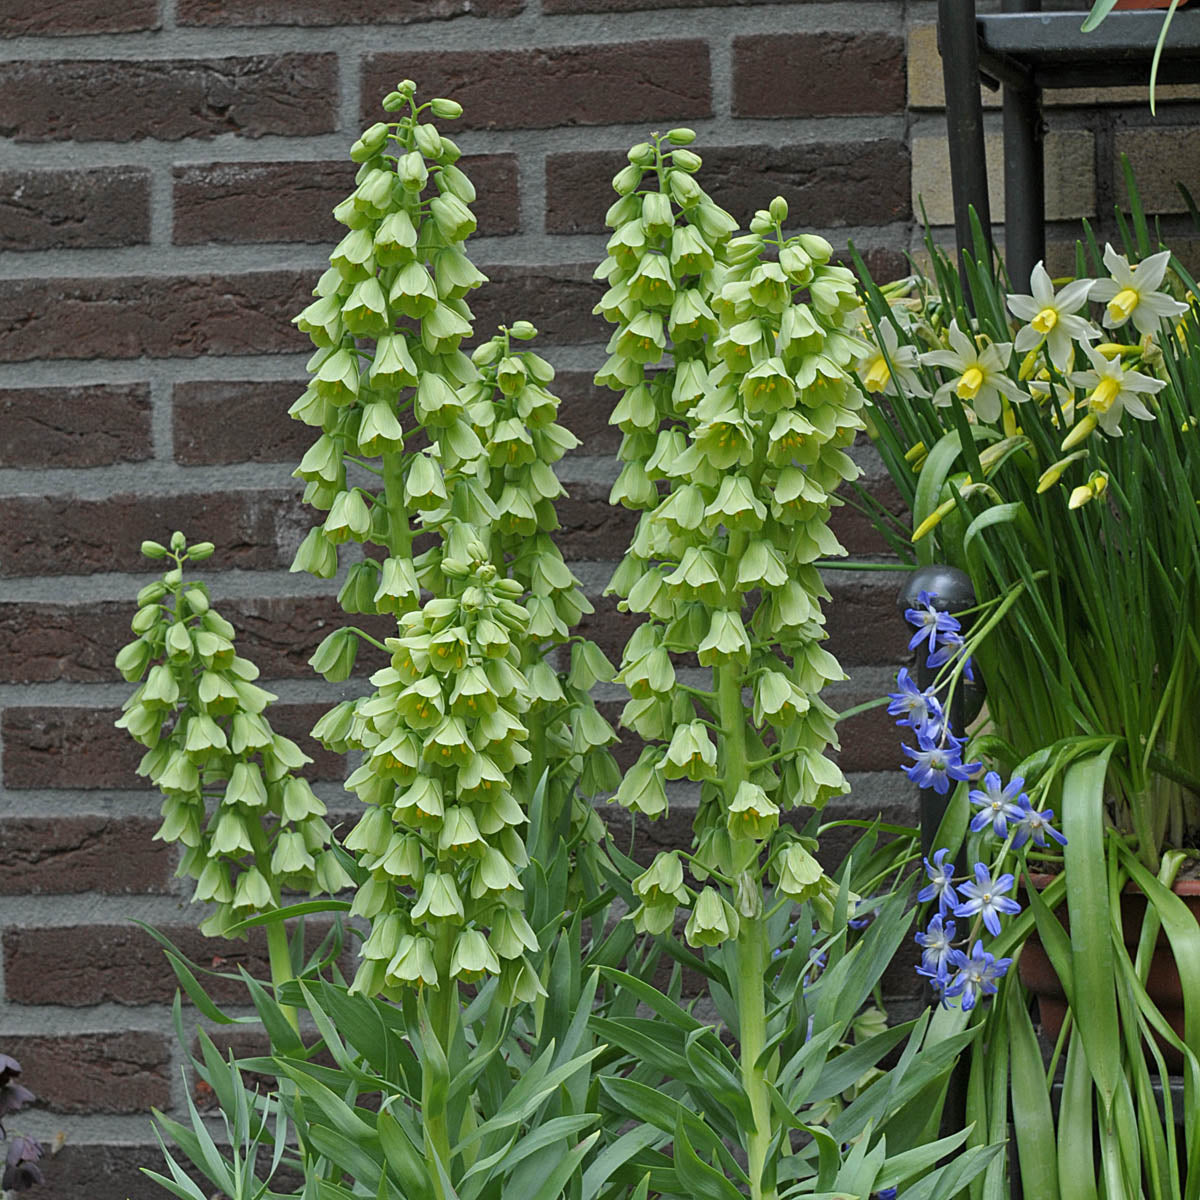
[141,540,167,559]
[429,97,463,119]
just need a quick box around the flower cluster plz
[311,322,618,1000]
[858,248,1185,512]
[596,131,866,941]
[895,592,978,795]
[892,591,1066,1010]
[0,1055,41,1193]
[114,534,344,937]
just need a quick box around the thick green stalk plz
[382,448,412,560]
[245,819,300,1033]
[424,929,458,1199]
[715,529,775,1200]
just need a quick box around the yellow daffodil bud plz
[911,497,956,543]
[1068,483,1094,510]
[1036,450,1087,493]
[1061,411,1098,451]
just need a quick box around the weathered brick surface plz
[173,380,311,464]
[546,0,773,7]
[172,154,518,244]
[554,480,638,562]
[0,0,159,37]
[1,703,344,790]
[0,489,304,577]
[0,384,151,469]
[4,1033,170,1114]
[3,921,337,1007]
[0,818,171,894]
[555,370,620,458]
[0,271,311,362]
[0,597,389,684]
[180,0,523,24]
[0,56,338,143]
[362,41,711,130]
[546,141,911,235]
[472,264,604,345]
[23,1144,159,1200]
[825,575,910,668]
[733,33,906,119]
[832,697,904,775]
[0,168,151,251]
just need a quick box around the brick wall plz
[2,1,1195,1194]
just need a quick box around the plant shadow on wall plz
[853,168,1200,1196]
[111,83,1005,1200]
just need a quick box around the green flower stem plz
[713,528,775,1200]
[425,928,458,1198]
[733,913,775,1200]
[244,819,300,1034]
[382,448,412,559]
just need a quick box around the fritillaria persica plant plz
[115,89,1004,1200]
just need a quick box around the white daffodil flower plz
[1089,245,1188,336]
[857,317,929,398]
[1067,342,1166,436]
[1006,261,1098,372]
[922,319,1024,423]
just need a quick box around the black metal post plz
[1001,0,1044,291]
[937,0,993,291]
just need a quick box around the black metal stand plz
[936,4,1200,290]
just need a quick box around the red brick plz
[833,696,905,774]
[824,574,910,668]
[0,818,171,894]
[1,703,344,790]
[26,1142,300,1200]
[0,55,336,144]
[0,597,390,684]
[472,264,605,345]
[555,480,638,561]
[173,380,311,464]
[0,384,151,468]
[180,0,522,24]
[0,168,150,250]
[4,1033,169,1114]
[733,33,905,118]
[0,489,304,577]
[0,0,159,36]
[573,592,640,667]
[172,154,518,244]
[555,370,619,457]
[3,921,337,1007]
[0,271,311,361]
[546,141,910,235]
[546,0,772,7]
[830,474,910,559]
[362,41,710,131]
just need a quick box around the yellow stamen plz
[1032,307,1058,334]
[956,366,985,400]
[1088,377,1121,414]
[1107,287,1140,324]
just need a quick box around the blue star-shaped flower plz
[954,862,1021,937]
[969,771,1027,838]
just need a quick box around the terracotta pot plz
[1113,0,1190,9]
[1018,875,1200,1072]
